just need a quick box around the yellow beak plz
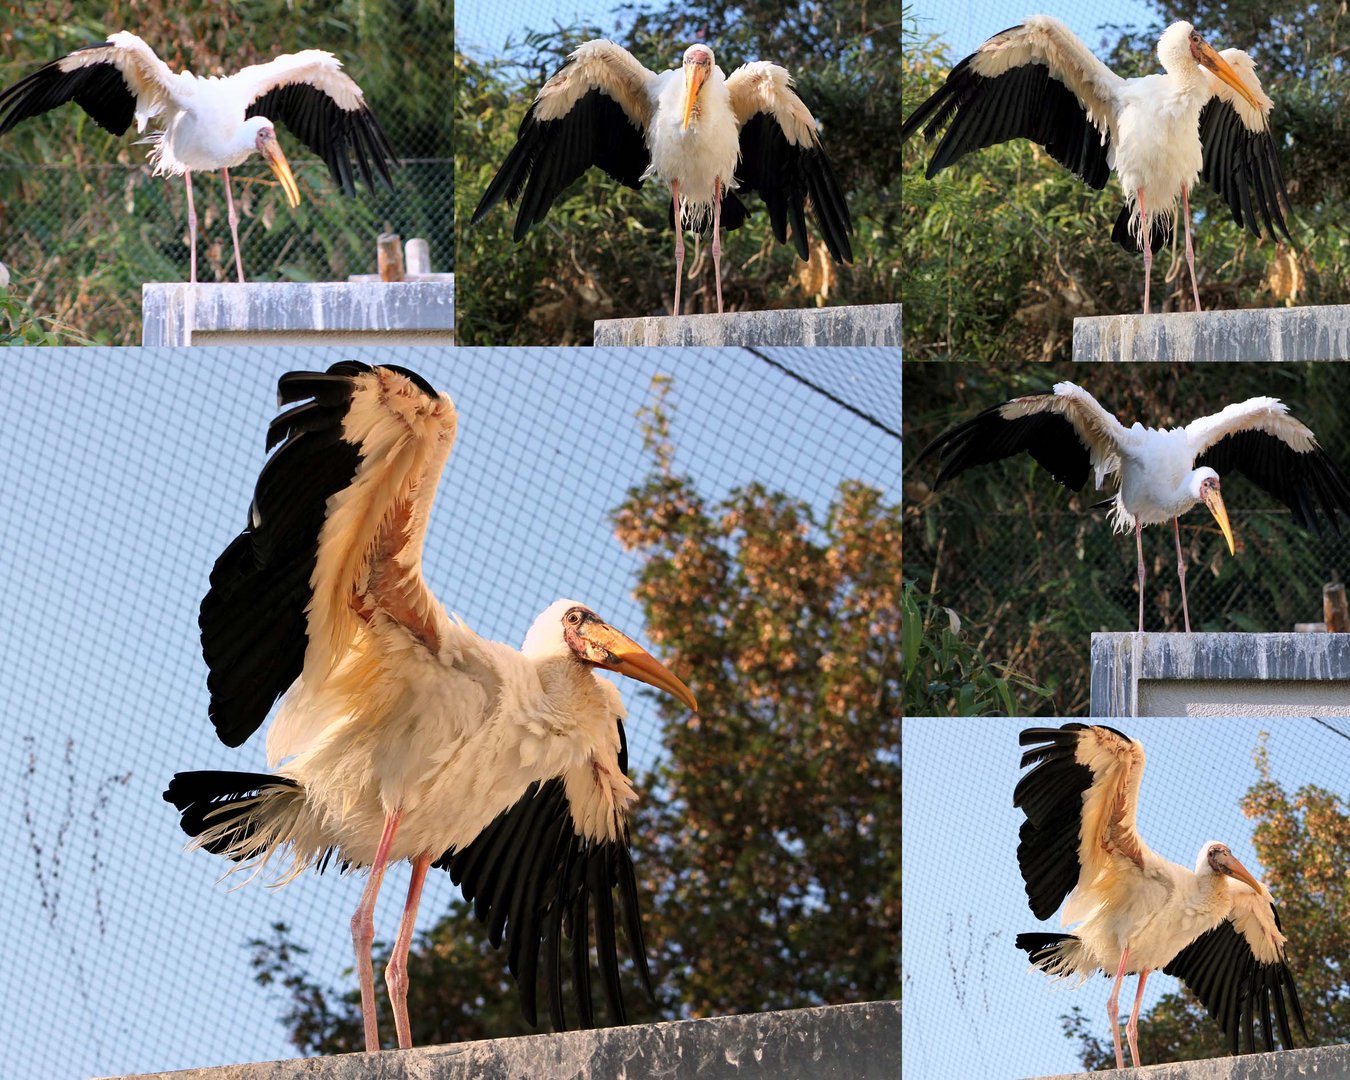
[259,130,301,208]
[682,63,708,130]
[583,622,699,713]
[1195,39,1262,114]
[1219,852,1265,896]
[1200,485,1236,555]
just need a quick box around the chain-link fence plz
[904,361,1350,714]
[0,344,898,1078]
[0,1,453,344]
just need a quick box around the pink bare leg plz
[1181,186,1201,311]
[222,168,246,283]
[1105,946,1131,1071]
[671,181,684,316]
[1136,522,1146,633]
[352,809,403,1052]
[1174,517,1191,633]
[1139,188,1152,314]
[385,851,432,1050]
[1126,968,1151,1067]
[184,171,197,284]
[712,176,724,314]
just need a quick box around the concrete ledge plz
[1031,1041,1350,1079]
[112,1001,899,1080]
[593,303,901,346]
[1090,632,1350,716]
[1072,306,1350,362]
[142,281,455,345]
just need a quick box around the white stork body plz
[902,18,1291,312]
[916,381,1350,631]
[1014,725,1306,1069]
[474,40,853,315]
[164,363,698,1051]
[0,33,396,283]
[645,53,740,215]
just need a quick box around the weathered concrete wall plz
[1090,633,1350,716]
[109,1001,899,1080]
[1031,1041,1350,1079]
[1072,305,1350,362]
[593,304,901,346]
[142,282,455,345]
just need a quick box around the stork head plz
[1160,22,1262,112]
[682,44,715,129]
[247,119,301,209]
[1198,842,1268,897]
[523,599,698,712]
[1189,468,1235,555]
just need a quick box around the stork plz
[163,362,698,1051]
[472,40,853,315]
[915,381,1350,631]
[0,33,397,282]
[901,19,1291,312]
[1014,724,1307,1068]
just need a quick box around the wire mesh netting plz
[902,715,1350,1080]
[0,1,453,344]
[903,361,1350,715]
[0,344,898,1078]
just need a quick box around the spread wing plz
[1014,724,1149,921]
[0,31,180,138]
[199,361,456,749]
[1164,884,1307,1053]
[472,39,658,239]
[235,51,396,194]
[726,61,853,262]
[901,16,1121,188]
[916,381,1132,495]
[1198,49,1292,244]
[1188,397,1350,532]
[438,702,653,1031]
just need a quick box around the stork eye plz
[565,609,583,625]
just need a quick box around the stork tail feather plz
[163,771,333,882]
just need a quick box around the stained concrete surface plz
[109,1001,900,1080]
[593,304,901,346]
[1072,305,1350,362]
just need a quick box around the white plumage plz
[166,362,698,1051]
[474,39,853,315]
[1015,725,1306,1069]
[903,18,1291,312]
[918,381,1350,631]
[0,32,395,282]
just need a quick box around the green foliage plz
[904,362,1350,714]
[902,8,1350,361]
[0,287,90,343]
[0,0,453,344]
[454,1,900,344]
[1066,736,1350,1068]
[901,580,1052,716]
[611,444,901,1014]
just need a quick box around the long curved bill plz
[1217,851,1265,895]
[1195,39,1262,113]
[584,622,699,713]
[683,63,708,129]
[259,131,301,208]
[1200,485,1236,555]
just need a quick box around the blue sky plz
[0,345,897,1078]
[456,0,633,60]
[903,717,1349,1080]
[908,0,1160,62]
